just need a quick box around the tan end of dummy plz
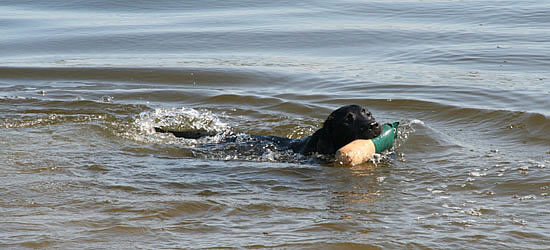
[334,139,376,166]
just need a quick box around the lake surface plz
[1,0,549,248]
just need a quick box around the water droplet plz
[101,96,114,103]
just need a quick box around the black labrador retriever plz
[155,104,382,155]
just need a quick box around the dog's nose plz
[361,121,379,132]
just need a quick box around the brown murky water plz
[1,1,549,248]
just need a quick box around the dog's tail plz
[154,127,216,139]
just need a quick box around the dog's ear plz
[300,113,338,155]
[300,126,335,155]
[313,114,338,154]
[322,113,335,130]
[314,127,336,154]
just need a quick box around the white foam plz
[410,119,425,125]
[129,106,231,145]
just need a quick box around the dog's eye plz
[362,109,371,116]
[345,113,354,122]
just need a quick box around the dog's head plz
[315,105,382,154]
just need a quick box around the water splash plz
[128,107,232,145]
[393,119,421,148]
[139,107,230,133]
